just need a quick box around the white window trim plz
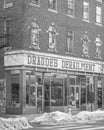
[29,0,40,7]
[96,0,102,2]
[95,6,102,25]
[67,0,75,17]
[83,1,90,22]
[48,0,57,12]
[4,0,13,9]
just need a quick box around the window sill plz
[66,14,75,19]
[48,9,58,14]
[95,56,102,60]
[95,23,102,27]
[29,3,40,8]
[82,54,90,58]
[65,52,74,55]
[29,45,40,50]
[82,19,90,23]
[3,3,13,9]
[48,48,57,53]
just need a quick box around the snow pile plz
[73,111,95,122]
[31,110,104,125]
[74,110,104,122]
[0,117,33,130]
[91,110,104,119]
[31,111,74,125]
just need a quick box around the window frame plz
[95,6,102,25]
[4,19,12,46]
[66,31,74,53]
[48,0,57,12]
[96,0,102,2]
[29,0,40,7]
[67,0,75,17]
[3,0,13,9]
[82,1,90,22]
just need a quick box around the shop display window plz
[97,77,102,108]
[26,71,36,107]
[51,74,63,106]
[10,74,20,107]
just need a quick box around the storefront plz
[4,50,104,114]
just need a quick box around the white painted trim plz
[3,0,13,9]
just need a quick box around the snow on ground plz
[0,116,33,130]
[31,111,74,125]
[1,110,104,129]
[30,110,104,126]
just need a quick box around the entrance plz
[44,73,65,112]
[69,75,80,110]
[69,75,95,111]
[80,76,86,110]
[97,77,102,108]
[44,73,50,112]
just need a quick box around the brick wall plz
[22,0,104,61]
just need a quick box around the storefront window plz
[26,71,36,107]
[69,76,76,107]
[51,74,63,106]
[26,71,43,112]
[97,76,102,108]
[10,74,20,107]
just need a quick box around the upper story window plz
[30,18,41,49]
[66,31,74,53]
[4,0,13,8]
[67,0,74,16]
[94,35,102,59]
[4,19,12,46]
[47,23,58,52]
[48,0,57,11]
[96,6,102,25]
[30,0,40,6]
[81,31,90,57]
[83,1,89,21]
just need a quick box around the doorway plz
[97,77,102,108]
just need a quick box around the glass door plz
[44,73,51,112]
[97,77,102,108]
[36,73,44,113]
[69,76,80,110]
[80,76,87,110]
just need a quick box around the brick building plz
[0,0,104,114]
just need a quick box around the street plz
[28,120,104,130]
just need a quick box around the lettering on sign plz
[27,54,95,72]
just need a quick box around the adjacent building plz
[0,0,104,114]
